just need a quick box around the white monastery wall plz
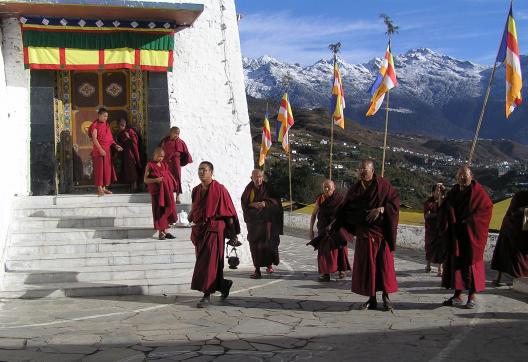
[163,0,254,262]
[0,20,30,286]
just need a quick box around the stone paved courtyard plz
[0,231,526,362]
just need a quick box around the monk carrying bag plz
[226,246,240,269]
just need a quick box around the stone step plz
[14,193,152,208]
[0,279,191,299]
[3,264,195,286]
[9,226,161,242]
[8,238,193,256]
[6,248,195,270]
[513,277,528,294]
[13,215,155,230]
[14,203,191,218]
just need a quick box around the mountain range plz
[242,48,528,144]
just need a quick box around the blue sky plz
[235,0,528,66]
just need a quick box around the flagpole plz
[288,141,293,214]
[329,54,336,181]
[381,90,390,177]
[467,63,499,165]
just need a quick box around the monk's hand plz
[156,177,163,183]
[259,201,266,208]
[366,207,384,223]
[116,145,123,152]
[99,149,106,157]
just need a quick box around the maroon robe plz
[145,161,177,231]
[160,137,193,194]
[241,181,283,268]
[424,198,447,264]
[189,180,240,294]
[440,181,492,292]
[335,174,399,296]
[117,128,142,183]
[492,190,528,278]
[90,120,117,187]
[314,192,351,274]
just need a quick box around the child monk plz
[160,127,193,204]
[90,108,122,196]
[144,147,177,240]
[116,117,142,192]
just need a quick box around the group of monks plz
[90,109,527,309]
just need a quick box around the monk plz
[333,159,399,311]
[117,118,142,192]
[144,148,177,240]
[160,127,193,204]
[309,179,351,282]
[424,183,447,276]
[241,169,283,279]
[440,166,492,309]
[90,108,122,196]
[491,190,528,284]
[187,161,239,308]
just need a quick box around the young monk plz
[144,147,177,240]
[309,179,351,282]
[187,161,239,308]
[90,108,122,196]
[160,127,193,204]
[116,117,142,192]
[424,183,446,276]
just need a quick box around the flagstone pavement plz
[0,230,526,362]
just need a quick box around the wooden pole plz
[329,53,337,181]
[467,61,499,165]
[288,142,293,214]
[381,90,390,177]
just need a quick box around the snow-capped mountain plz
[243,48,528,143]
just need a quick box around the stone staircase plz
[0,194,195,298]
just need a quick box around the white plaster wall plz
[0,20,31,286]
[155,0,255,263]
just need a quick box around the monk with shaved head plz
[333,159,400,311]
[309,179,351,281]
[439,165,492,309]
[241,169,283,279]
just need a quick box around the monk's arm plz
[92,129,105,156]
[309,204,319,238]
[143,167,162,184]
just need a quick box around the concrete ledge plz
[284,212,499,262]
[513,277,528,294]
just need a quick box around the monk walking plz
[144,148,177,240]
[160,127,193,204]
[241,169,283,279]
[309,179,351,282]
[117,117,142,192]
[90,108,122,196]
[440,166,492,309]
[491,189,528,284]
[424,183,446,276]
[188,161,239,308]
[334,159,399,311]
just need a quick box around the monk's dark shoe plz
[318,274,330,282]
[250,272,262,279]
[164,233,176,239]
[158,233,166,240]
[221,279,233,300]
[359,300,377,310]
[442,297,464,307]
[196,296,211,308]
[338,271,346,279]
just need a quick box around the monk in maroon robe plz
[440,166,492,309]
[188,161,240,308]
[144,147,177,240]
[309,180,351,281]
[90,108,122,195]
[492,190,528,283]
[333,159,399,311]
[241,169,283,279]
[160,127,193,204]
[424,183,447,276]
[117,118,142,192]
